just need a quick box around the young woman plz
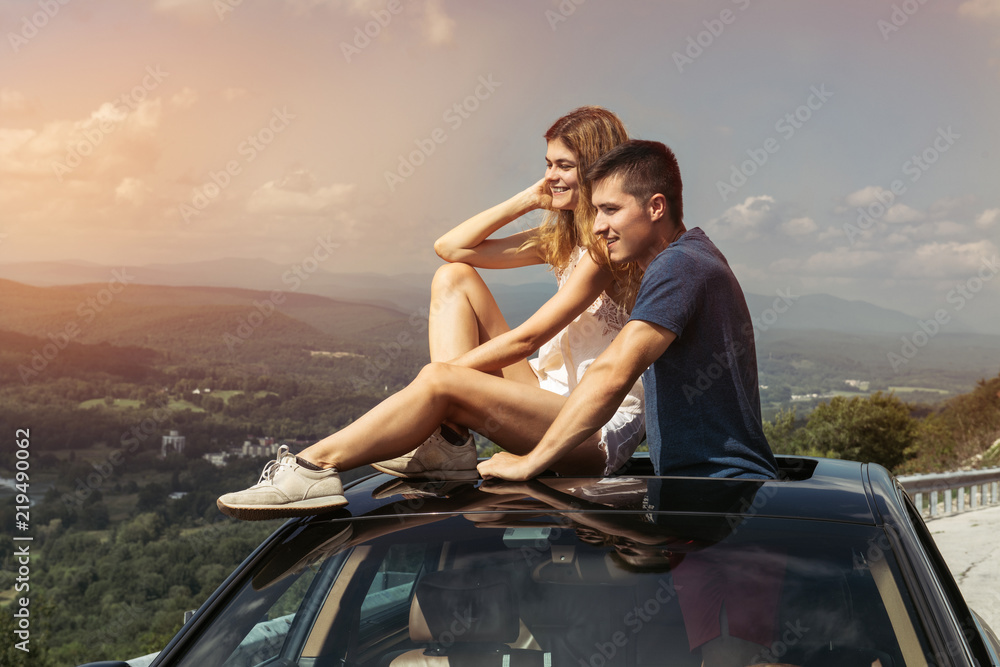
[218,107,646,520]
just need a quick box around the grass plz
[78,397,206,412]
[889,386,952,394]
[206,390,276,403]
[79,398,143,409]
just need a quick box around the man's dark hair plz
[586,139,683,225]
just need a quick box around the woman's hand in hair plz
[522,177,553,211]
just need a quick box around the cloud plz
[976,208,999,229]
[171,87,199,110]
[923,220,968,237]
[221,87,248,102]
[895,240,1000,279]
[0,128,38,171]
[40,99,164,180]
[705,195,776,241]
[817,226,844,242]
[150,0,222,23]
[246,168,356,216]
[282,0,350,16]
[281,0,456,45]
[0,98,165,234]
[959,0,1000,19]
[927,196,974,218]
[798,247,886,275]
[0,89,35,115]
[844,185,892,209]
[422,0,456,45]
[781,217,818,236]
[115,177,152,205]
[883,203,924,224]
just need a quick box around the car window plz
[169,514,934,667]
[360,541,426,621]
[220,566,321,667]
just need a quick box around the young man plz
[478,140,777,481]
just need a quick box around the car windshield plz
[169,478,932,667]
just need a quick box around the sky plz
[0,0,998,332]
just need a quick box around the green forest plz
[1,280,999,665]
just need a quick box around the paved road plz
[925,504,1000,633]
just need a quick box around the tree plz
[763,407,797,455]
[801,392,917,471]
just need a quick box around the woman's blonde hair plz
[523,106,643,310]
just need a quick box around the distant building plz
[242,437,279,459]
[161,430,186,457]
[203,452,228,467]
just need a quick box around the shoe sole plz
[370,462,479,481]
[217,496,348,521]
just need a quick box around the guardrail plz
[897,467,1000,519]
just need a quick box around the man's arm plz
[477,319,677,481]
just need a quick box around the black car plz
[83,456,1000,667]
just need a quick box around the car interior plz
[173,504,932,667]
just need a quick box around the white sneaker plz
[217,445,347,521]
[371,427,479,481]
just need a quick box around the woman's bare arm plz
[448,250,614,372]
[434,178,551,269]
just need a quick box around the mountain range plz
[1,260,998,397]
[0,258,984,335]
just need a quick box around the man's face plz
[592,176,661,269]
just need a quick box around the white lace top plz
[529,246,644,416]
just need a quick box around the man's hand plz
[477,451,543,481]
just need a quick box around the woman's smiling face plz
[544,137,580,211]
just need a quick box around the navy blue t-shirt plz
[628,228,777,479]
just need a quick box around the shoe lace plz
[257,446,294,485]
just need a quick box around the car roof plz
[303,455,883,529]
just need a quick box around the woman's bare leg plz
[428,263,537,386]
[299,362,605,475]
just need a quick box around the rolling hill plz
[1,272,998,398]
[0,280,430,378]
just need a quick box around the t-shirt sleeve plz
[628,250,700,339]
